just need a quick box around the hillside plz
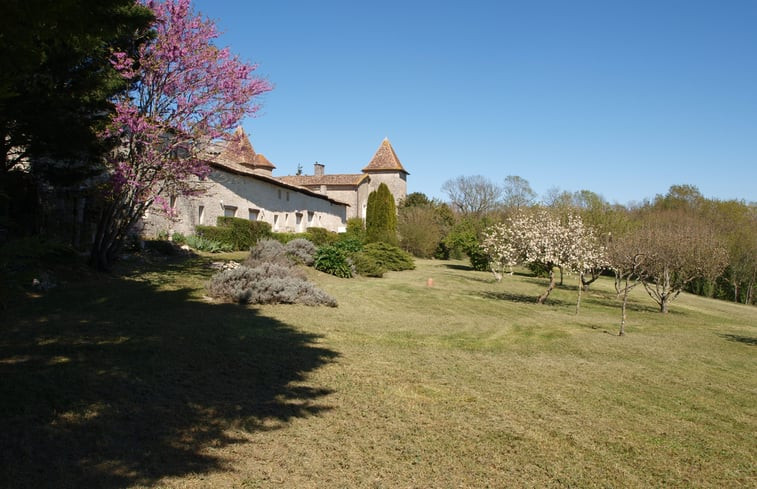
[2,256,755,488]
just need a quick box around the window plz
[278,189,282,199]
[223,205,237,218]
[169,195,177,209]
[273,214,279,230]
[286,191,290,201]
[198,205,205,225]
[248,209,259,221]
[296,212,303,232]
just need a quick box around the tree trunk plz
[733,282,739,303]
[660,297,669,314]
[575,272,583,315]
[619,287,628,336]
[537,267,556,304]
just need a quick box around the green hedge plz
[195,217,272,251]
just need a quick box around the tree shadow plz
[479,291,570,307]
[718,333,757,346]
[0,271,338,488]
[444,263,473,271]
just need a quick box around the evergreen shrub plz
[351,252,386,277]
[362,242,415,271]
[468,246,490,272]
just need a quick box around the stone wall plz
[143,169,348,237]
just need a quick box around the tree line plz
[396,176,757,321]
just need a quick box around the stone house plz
[279,137,409,219]
[143,128,408,237]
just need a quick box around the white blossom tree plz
[482,209,606,306]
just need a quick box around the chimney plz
[314,162,325,176]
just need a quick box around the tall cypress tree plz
[366,183,398,245]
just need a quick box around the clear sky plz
[192,0,756,205]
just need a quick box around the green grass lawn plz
[1,254,755,488]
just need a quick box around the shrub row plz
[272,227,339,246]
[196,217,272,251]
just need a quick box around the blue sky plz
[193,0,756,205]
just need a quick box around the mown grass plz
[1,254,755,488]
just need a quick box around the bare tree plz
[502,175,536,210]
[441,175,502,217]
[607,233,647,335]
[636,210,728,313]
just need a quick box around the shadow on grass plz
[0,270,338,488]
[444,263,474,271]
[718,333,757,346]
[479,291,570,307]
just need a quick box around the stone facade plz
[142,130,408,237]
[279,138,409,220]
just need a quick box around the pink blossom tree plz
[90,0,271,269]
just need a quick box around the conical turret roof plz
[362,138,408,174]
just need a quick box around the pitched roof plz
[253,153,275,169]
[208,126,276,171]
[207,158,348,207]
[278,174,369,187]
[362,138,408,174]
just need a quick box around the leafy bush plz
[351,252,386,277]
[398,206,444,258]
[206,263,335,306]
[362,242,415,271]
[284,238,317,266]
[171,232,186,245]
[344,217,366,242]
[305,227,339,246]
[314,245,354,278]
[468,246,490,272]
[333,236,364,255]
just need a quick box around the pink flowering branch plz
[91,0,272,270]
